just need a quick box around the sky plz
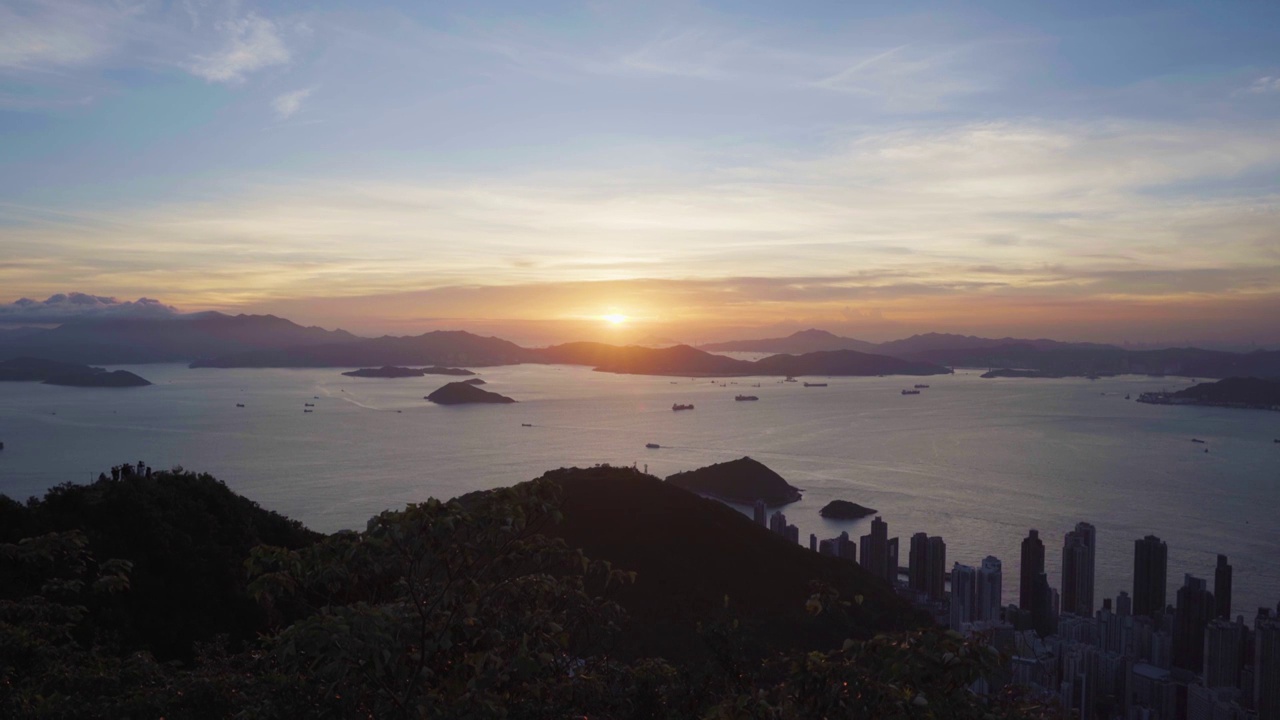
[1,0,1278,345]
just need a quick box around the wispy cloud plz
[1243,76,1280,95]
[188,13,290,83]
[0,1,119,72]
[272,87,313,119]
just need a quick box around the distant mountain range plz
[700,328,1116,356]
[2,315,1276,379]
[190,329,528,368]
[0,312,357,365]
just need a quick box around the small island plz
[666,456,802,506]
[1137,377,1280,411]
[342,365,475,378]
[819,499,878,520]
[462,378,486,385]
[424,381,516,405]
[0,357,151,387]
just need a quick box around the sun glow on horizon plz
[602,313,628,326]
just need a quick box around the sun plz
[602,313,628,326]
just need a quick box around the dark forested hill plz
[522,466,924,660]
[0,467,320,660]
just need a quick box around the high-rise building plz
[1173,574,1214,672]
[1116,591,1132,617]
[859,516,895,584]
[909,533,947,601]
[950,563,977,631]
[977,556,1003,623]
[908,533,929,593]
[1203,617,1245,689]
[1256,615,1280,720]
[769,510,787,534]
[1214,554,1232,620]
[1062,522,1097,617]
[1020,529,1045,611]
[753,500,766,526]
[887,537,899,585]
[1029,568,1059,635]
[809,533,817,552]
[1133,535,1168,619]
[818,531,857,562]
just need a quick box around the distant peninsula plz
[1137,377,1280,411]
[0,357,151,387]
[666,457,802,506]
[980,368,1066,379]
[341,365,474,378]
[980,368,1115,379]
[819,500,877,520]
[425,381,516,405]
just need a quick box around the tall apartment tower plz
[1256,615,1280,720]
[1214,554,1232,620]
[909,533,928,592]
[753,500,767,526]
[910,533,948,601]
[1203,618,1245,690]
[859,516,895,584]
[1062,522,1097,617]
[1020,529,1045,611]
[1031,572,1057,638]
[977,556,1003,623]
[1173,574,1214,673]
[950,563,977,631]
[926,535,946,601]
[1133,535,1168,619]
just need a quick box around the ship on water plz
[672,403,694,411]
[901,389,921,395]
[735,394,759,401]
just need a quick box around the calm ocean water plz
[1,363,1277,615]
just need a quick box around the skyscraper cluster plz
[766,507,1276,720]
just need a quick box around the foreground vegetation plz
[0,466,1054,719]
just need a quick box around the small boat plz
[1125,394,1131,400]
[914,384,930,389]
[901,389,920,395]
[803,382,827,387]
[304,402,315,407]
[646,443,660,449]
[672,403,694,411]
[1191,438,1205,444]
[303,409,313,413]
[784,376,797,383]
[735,395,759,401]
[236,403,245,408]
[521,423,532,427]
[1274,439,1279,443]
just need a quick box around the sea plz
[1,362,1278,616]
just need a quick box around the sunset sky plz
[2,1,1279,345]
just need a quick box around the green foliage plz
[0,468,320,660]
[0,468,1056,720]
[239,480,634,718]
